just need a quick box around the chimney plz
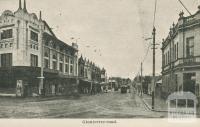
[39,11,42,20]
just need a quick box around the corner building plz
[161,7,200,100]
[0,0,78,96]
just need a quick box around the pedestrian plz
[195,83,199,96]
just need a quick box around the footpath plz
[141,93,200,117]
[141,94,168,112]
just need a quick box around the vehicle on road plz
[121,85,127,93]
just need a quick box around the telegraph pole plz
[141,62,143,96]
[38,12,44,96]
[141,62,143,80]
[152,27,156,110]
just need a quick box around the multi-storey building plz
[0,0,78,96]
[161,6,200,99]
[78,55,105,94]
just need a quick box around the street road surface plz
[0,89,167,118]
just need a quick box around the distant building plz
[101,68,107,83]
[0,0,78,96]
[108,79,117,91]
[109,77,131,91]
[134,75,161,96]
[161,6,200,99]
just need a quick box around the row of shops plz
[0,0,107,97]
[0,66,78,97]
[0,67,106,97]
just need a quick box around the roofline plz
[43,20,56,37]
[43,32,78,51]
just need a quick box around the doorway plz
[183,73,195,94]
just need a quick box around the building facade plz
[0,0,78,96]
[78,55,105,94]
[161,7,200,99]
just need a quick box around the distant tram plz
[121,85,127,93]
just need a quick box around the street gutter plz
[141,97,168,113]
[141,97,200,118]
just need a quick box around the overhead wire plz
[134,0,157,79]
[177,0,192,16]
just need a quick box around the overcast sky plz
[0,0,199,78]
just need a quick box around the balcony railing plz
[0,38,14,43]
[179,56,200,65]
[163,56,200,71]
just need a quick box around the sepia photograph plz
[0,0,200,126]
